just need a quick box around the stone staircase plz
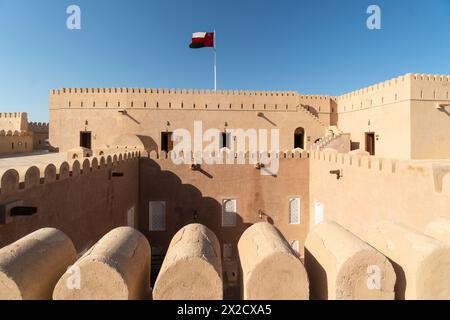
[310,126,344,151]
[298,104,326,127]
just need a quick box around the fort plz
[1,72,450,300]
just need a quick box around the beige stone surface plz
[305,220,396,300]
[238,222,309,300]
[366,220,450,300]
[49,89,330,153]
[0,228,76,300]
[424,217,450,246]
[153,223,223,300]
[53,226,151,300]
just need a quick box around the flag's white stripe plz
[192,32,207,39]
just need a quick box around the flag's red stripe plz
[191,32,214,47]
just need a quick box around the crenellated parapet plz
[0,112,28,132]
[143,149,309,162]
[336,73,450,113]
[49,87,335,116]
[310,149,450,196]
[0,151,140,196]
[28,122,49,133]
[409,73,450,101]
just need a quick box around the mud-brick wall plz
[0,153,140,253]
[138,154,310,257]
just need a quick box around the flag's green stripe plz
[189,43,205,49]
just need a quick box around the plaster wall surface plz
[309,151,450,239]
[0,152,140,252]
[49,89,330,152]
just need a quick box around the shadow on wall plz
[136,135,158,152]
[138,159,253,296]
[390,260,407,300]
[304,248,328,300]
[305,106,319,118]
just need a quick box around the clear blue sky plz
[0,0,449,122]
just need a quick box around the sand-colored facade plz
[1,73,450,300]
[0,113,49,155]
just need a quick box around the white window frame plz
[314,201,325,225]
[222,198,237,227]
[149,201,166,231]
[288,197,301,225]
[127,206,135,228]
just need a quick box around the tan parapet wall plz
[237,222,309,300]
[365,220,450,300]
[153,223,223,300]
[304,220,396,300]
[53,227,151,300]
[424,217,450,246]
[28,122,49,133]
[0,228,77,300]
[0,151,140,198]
[0,112,28,132]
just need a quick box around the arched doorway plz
[294,127,305,149]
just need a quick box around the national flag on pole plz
[189,32,215,49]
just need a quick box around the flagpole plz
[214,29,217,92]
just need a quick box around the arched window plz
[294,127,305,149]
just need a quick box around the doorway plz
[161,132,173,152]
[365,132,375,155]
[294,127,305,149]
[80,131,92,149]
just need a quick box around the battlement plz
[310,150,450,195]
[142,149,309,162]
[28,122,49,133]
[409,73,450,101]
[336,73,450,113]
[310,150,398,174]
[0,112,27,119]
[0,112,28,132]
[51,88,298,97]
[48,88,338,117]
[0,151,140,196]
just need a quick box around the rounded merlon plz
[366,220,450,300]
[0,228,77,300]
[153,223,223,300]
[53,226,151,300]
[305,220,396,300]
[238,222,309,300]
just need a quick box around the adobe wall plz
[309,150,450,239]
[410,74,450,159]
[336,74,412,159]
[28,122,49,150]
[0,132,33,155]
[0,112,28,132]
[0,152,140,253]
[49,89,329,152]
[336,73,450,159]
[138,152,310,294]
